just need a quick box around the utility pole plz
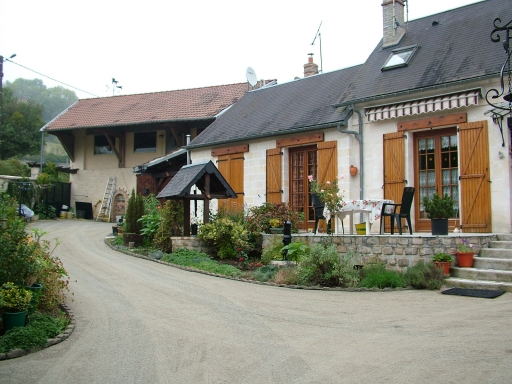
[0,54,16,121]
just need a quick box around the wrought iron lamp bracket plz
[485,18,512,112]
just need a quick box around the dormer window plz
[382,45,418,71]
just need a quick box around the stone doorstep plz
[444,277,512,292]
[451,266,512,283]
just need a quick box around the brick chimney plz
[382,0,405,48]
[303,53,319,77]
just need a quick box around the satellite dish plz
[246,67,257,86]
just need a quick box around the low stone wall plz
[263,233,496,271]
[171,236,215,255]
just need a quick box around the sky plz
[1,0,482,100]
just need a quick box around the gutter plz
[332,73,499,108]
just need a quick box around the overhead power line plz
[4,58,99,97]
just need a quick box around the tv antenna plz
[111,78,123,96]
[246,67,258,88]
[311,21,323,73]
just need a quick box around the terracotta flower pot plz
[434,261,451,275]
[456,252,474,268]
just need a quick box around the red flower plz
[237,247,242,251]
[239,257,244,261]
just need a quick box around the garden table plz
[325,199,394,235]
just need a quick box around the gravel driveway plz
[1,219,511,384]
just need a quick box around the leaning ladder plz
[96,177,116,222]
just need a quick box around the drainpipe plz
[186,134,191,165]
[337,105,364,201]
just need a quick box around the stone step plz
[479,248,512,259]
[496,234,512,242]
[443,277,512,293]
[473,257,512,271]
[489,240,512,250]
[451,267,512,283]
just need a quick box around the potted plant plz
[432,253,454,275]
[0,282,33,331]
[456,238,475,267]
[123,190,145,247]
[422,193,455,236]
[269,218,283,234]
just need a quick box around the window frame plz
[381,45,418,71]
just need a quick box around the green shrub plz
[125,189,144,234]
[359,264,405,289]
[282,241,310,263]
[253,265,279,282]
[138,194,162,243]
[0,312,68,353]
[153,200,184,252]
[404,261,444,290]
[198,217,250,259]
[273,266,300,285]
[261,236,285,264]
[296,243,344,287]
[245,202,304,234]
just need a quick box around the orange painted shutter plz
[266,148,282,203]
[317,141,337,232]
[217,154,244,212]
[458,121,491,233]
[317,141,338,184]
[230,154,244,211]
[383,132,406,231]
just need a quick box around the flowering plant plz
[0,282,33,312]
[458,238,474,253]
[269,219,281,228]
[308,175,345,215]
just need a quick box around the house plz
[41,83,248,220]
[187,0,512,234]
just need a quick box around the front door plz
[414,128,460,232]
[290,145,317,229]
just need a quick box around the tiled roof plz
[337,0,511,104]
[43,83,249,131]
[188,65,360,148]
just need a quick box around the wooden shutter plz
[383,132,406,232]
[230,154,244,211]
[217,154,244,212]
[317,141,338,184]
[458,121,491,233]
[266,148,282,203]
[317,141,337,233]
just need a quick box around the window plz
[382,45,418,71]
[134,132,156,153]
[94,135,113,155]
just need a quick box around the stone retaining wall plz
[263,234,496,271]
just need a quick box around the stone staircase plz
[445,234,512,292]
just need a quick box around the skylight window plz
[382,45,418,71]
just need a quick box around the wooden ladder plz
[96,177,116,222]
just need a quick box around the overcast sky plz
[1,0,482,100]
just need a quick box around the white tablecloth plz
[325,199,394,234]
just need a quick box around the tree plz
[0,87,44,160]
[6,78,78,123]
[0,158,30,177]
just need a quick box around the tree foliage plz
[0,87,44,160]
[6,78,78,123]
